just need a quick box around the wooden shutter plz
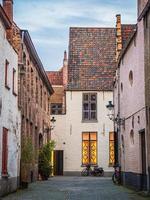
[2,127,8,175]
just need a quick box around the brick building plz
[0,4,21,197]
[2,0,54,185]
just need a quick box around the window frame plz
[12,68,17,96]
[82,132,97,166]
[109,132,115,166]
[82,93,97,122]
[5,59,10,90]
[51,103,63,115]
[2,127,8,176]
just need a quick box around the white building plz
[48,27,119,176]
[0,5,21,196]
[114,6,148,190]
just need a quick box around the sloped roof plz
[47,70,63,85]
[0,5,11,29]
[22,30,54,95]
[68,27,116,91]
[121,24,137,48]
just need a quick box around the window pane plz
[109,132,115,165]
[90,133,97,140]
[82,141,89,165]
[83,133,89,140]
[83,94,89,101]
[90,141,97,165]
[83,103,89,111]
[91,103,96,111]
[91,112,96,120]
[110,132,114,141]
[91,94,96,101]
[83,112,89,120]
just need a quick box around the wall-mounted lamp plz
[44,117,56,133]
[106,101,125,126]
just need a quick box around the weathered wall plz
[114,19,146,189]
[0,17,21,196]
[144,5,150,185]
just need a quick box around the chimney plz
[116,14,122,61]
[3,0,13,22]
[138,0,148,17]
[63,50,68,87]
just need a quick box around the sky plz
[2,0,137,71]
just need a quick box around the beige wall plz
[51,91,114,173]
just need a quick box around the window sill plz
[108,164,114,167]
[81,164,98,167]
[82,120,98,123]
[5,85,10,90]
[13,91,17,97]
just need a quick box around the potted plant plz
[21,136,34,188]
[38,140,55,180]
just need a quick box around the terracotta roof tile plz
[121,24,136,48]
[47,71,63,85]
[68,27,116,91]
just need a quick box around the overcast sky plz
[5,0,137,70]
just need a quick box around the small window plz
[121,83,123,92]
[51,103,62,115]
[129,70,133,86]
[130,129,134,145]
[12,68,17,96]
[5,60,10,89]
[109,132,115,166]
[83,93,97,121]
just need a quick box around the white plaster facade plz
[114,19,147,189]
[51,91,114,175]
[0,17,21,195]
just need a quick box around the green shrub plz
[38,140,55,180]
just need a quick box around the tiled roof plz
[47,70,63,85]
[121,25,136,48]
[68,27,116,91]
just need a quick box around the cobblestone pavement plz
[1,177,149,200]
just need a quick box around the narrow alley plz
[1,177,147,200]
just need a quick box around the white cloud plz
[14,1,136,32]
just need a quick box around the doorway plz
[140,129,147,190]
[54,150,63,176]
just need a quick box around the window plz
[130,129,134,145]
[109,132,115,166]
[35,77,38,104]
[40,85,43,108]
[51,103,62,115]
[129,70,133,86]
[82,132,97,165]
[5,60,10,89]
[2,128,8,175]
[83,93,97,121]
[12,68,17,95]
[121,83,123,92]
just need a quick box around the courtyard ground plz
[1,176,149,200]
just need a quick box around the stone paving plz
[1,177,149,200]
